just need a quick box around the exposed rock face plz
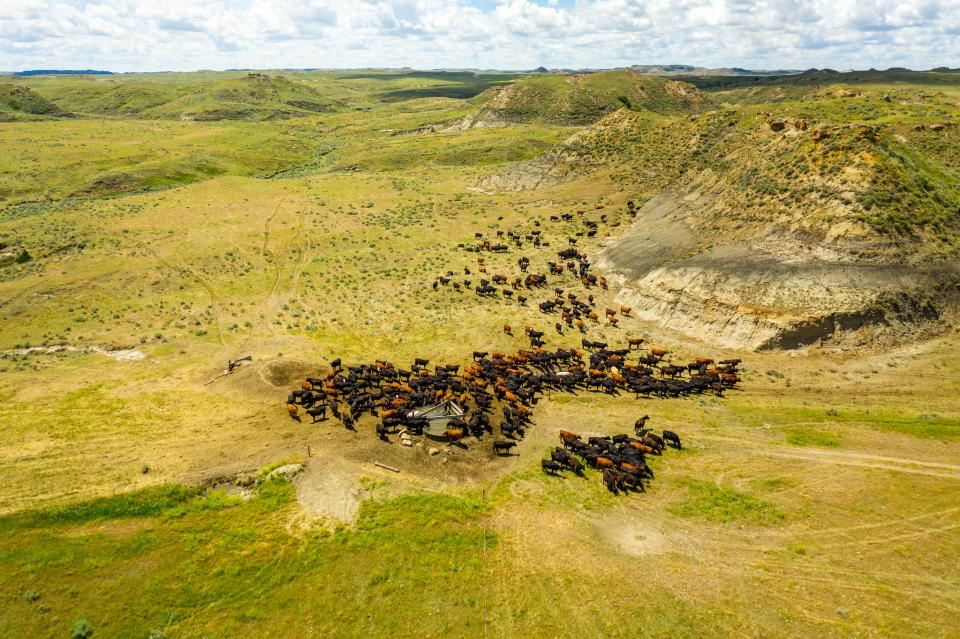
[600,194,960,351]
[267,463,304,482]
[474,149,579,192]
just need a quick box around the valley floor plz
[1,72,959,637]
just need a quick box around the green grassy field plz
[1,70,959,638]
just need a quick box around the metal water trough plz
[409,400,464,439]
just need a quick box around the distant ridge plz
[13,69,113,76]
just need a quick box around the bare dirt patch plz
[293,456,366,524]
[260,358,314,387]
[593,518,673,556]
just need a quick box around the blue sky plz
[1,1,957,72]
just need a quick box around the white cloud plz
[0,0,956,71]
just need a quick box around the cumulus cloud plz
[0,0,956,71]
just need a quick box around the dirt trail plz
[698,434,960,479]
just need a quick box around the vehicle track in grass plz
[238,195,310,354]
[698,434,960,480]
[147,247,227,346]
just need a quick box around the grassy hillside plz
[482,83,960,259]
[469,70,714,125]
[0,85,71,120]
[12,72,342,120]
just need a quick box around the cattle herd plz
[433,202,633,338]
[283,200,744,494]
[542,422,682,496]
[284,342,741,484]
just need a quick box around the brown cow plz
[629,441,653,454]
[444,428,465,442]
[559,430,581,441]
[503,323,512,335]
[605,307,617,317]
[596,457,616,469]
[650,348,669,358]
[620,305,632,316]
[627,338,644,349]
[286,403,299,419]
[608,317,619,327]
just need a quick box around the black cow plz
[541,459,564,475]
[663,430,682,449]
[493,440,517,455]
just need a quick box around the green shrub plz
[70,619,93,639]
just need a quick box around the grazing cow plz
[550,448,571,466]
[602,469,619,495]
[286,403,300,421]
[541,459,564,475]
[444,428,466,443]
[596,457,616,470]
[565,456,584,475]
[493,440,517,455]
[634,415,650,433]
[500,422,525,439]
[376,422,390,440]
[306,405,327,423]
[641,433,663,453]
[503,323,512,335]
[617,470,643,491]
[663,430,682,449]
[629,441,653,454]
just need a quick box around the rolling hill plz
[17,72,343,121]
[433,70,714,130]
[0,84,72,120]
[477,84,960,349]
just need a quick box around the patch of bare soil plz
[592,517,672,556]
[1,344,146,361]
[293,456,366,524]
[260,358,315,388]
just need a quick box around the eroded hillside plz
[478,86,960,349]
